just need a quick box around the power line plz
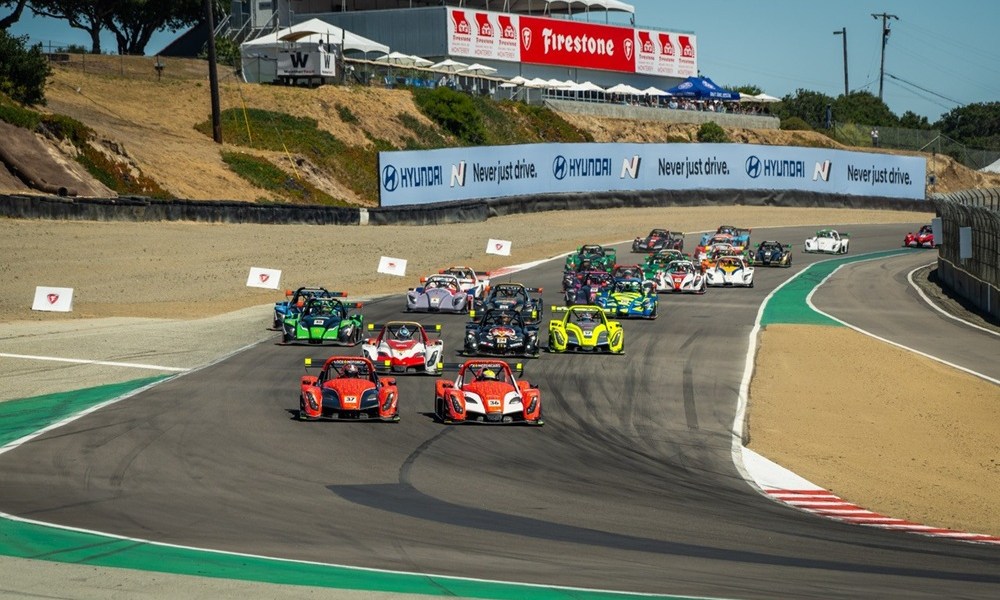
[885,72,963,107]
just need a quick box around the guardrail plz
[931,188,1000,321]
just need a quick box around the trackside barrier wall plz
[0,190,931,226]
[931,188,1000,321]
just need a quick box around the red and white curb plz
[742,448,1000,545]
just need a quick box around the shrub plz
[336,104,359,124]
[412,87,487,145]
[780,116,813,131]
[697,121,728,143]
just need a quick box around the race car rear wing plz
[365,322,442,335]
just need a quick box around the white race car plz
[406,274,469,313]
[438,265,490,300]
[655,259,707,294]
[804,229,850,254]
[705,255,754,287]
[362,321,443,374]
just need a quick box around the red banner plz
[518,16,636,73]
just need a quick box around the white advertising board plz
[378,143,927,206]
[32,286,74,312]
[277,44,335,77]
[246,267,282,289]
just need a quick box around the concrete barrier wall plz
[544,99,781,130]
[1,190,930,227]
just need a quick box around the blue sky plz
[8,0,999,123]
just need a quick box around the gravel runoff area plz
[1,205,997,598]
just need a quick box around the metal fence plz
[931,188,1000,320]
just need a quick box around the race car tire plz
[282,330,293,343]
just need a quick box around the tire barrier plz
[0,189,931,226]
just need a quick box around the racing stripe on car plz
[764,489,1000,544]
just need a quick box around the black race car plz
[632,229,684,253]
[754,240,793,267]
[463,308,541,358]
[471,282,544,325]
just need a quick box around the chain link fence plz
[931,188,1000,321]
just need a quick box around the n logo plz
[620,155,641,179]
[290,52,309,69]
[450,161,467,187]
[813,160,832,182]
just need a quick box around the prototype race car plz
[548,304,625,354]
[694,233,736,261]
[631,228,684,253]
[754,240,793,267]
[611,263,645,281]
[273,287,341,329]
[804,229,850,254]
[564,244,617,273]
[597,278,658,319]
[298,356,399,422]
[406,274,470,313]
[438,266,490,299]
[464,308,541,357]
[705,255,755,287]
[903,225,935,248]
[642,249,690,280]
[699,243,745,271]
[281,296,364,345]
[361,321,443,375]
[471,282,543,325]
[564,271,615,306]
[653,259,707,294]
[716,225,751,248]
[433,359,543,425]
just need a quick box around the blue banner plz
[377,143,927,206]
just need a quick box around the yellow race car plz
[547,305,624,354]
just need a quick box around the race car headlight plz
[450,395,464,414]
[526,396,538,413]
[381,392,395,412]
[307,392,319,410]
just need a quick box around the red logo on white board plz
[47,294,59,304]
[259,273,269,282]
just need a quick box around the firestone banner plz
[446,7,697,76]
[378,143,926,206]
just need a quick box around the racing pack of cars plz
[277,222,888,425]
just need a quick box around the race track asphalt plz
[1,224,998,600]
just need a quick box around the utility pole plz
[205,0,223,144]
[833,27,848,97]
[871,12,898,102]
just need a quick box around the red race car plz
[903,224,935,248]
[433,359,543,425]
[298,356,399,422]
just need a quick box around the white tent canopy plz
[430,58,469,73]
[606,83,643,95]
[241,18,389,55]
[457,63,499,76]
[641,86,669,96]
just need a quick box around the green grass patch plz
[221,151,346,206]
[197,108,377,202]
[396,112,449,148]
[336,103,359,124]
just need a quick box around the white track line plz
[906,263,1000,337]
[0,352,188,372]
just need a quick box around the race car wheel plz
[282,330,293,343]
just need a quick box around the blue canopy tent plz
[665,77,740,101]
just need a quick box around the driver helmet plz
[479,368,498,381]
[343,363,360,378]
[397,325,411,339]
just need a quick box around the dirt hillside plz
[1,55,998,200]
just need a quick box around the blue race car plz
[596,278,658,319]
[273,287,342,329]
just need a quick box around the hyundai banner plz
[378,143,926,206]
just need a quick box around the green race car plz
[547,304,624,354]
[564,244,617,273]
[281,296,365,345]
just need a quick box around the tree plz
[898,110,931,130]
[29,0,116,54]
[0,0,29,30]
[772,89,834,128]
[104,0,206,56]
[831,91,898,127]
[0,29,51,105]
[937,102,1000,151]
[727,84,762,96]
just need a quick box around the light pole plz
[833,28,848,97]
[872,12,899,102]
